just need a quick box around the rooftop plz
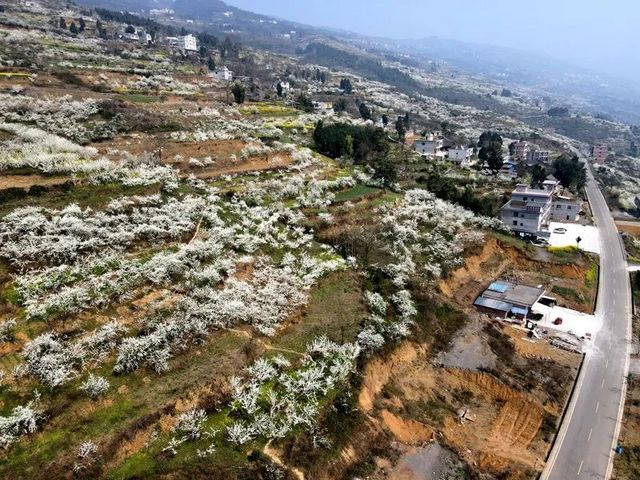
[477,281,545,308]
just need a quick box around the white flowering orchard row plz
[378,189,504,287]
[0,194,207,268]
[0,122,179,186]
[0,94,105,144]
[114,252,345,374]
[226,338,360,444]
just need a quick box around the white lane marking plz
[606,358,609,368]
[596,401,600,413]
[588,428,592,441]
[602,378,605,389]
[578,460,584,475]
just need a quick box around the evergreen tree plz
[59,17,67,30]
[395,116,406,141]
[231,82,245,104]
[78,17,86,33]
[69,22,78,35]
[276,82,283,98]
[358,102,372,120]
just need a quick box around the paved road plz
[542,158,632,479]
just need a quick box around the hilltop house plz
[512,141,529,160]
[447,146,473,166]
[209,66,233,81]
[414,133,445,159]
[550,194,582,222]
[526,149,550,166]
[167,34,197,52]
[500,176,582,236]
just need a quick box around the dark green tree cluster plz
[313,121,388,164]
[339,78,353,93]
[231,82,245,104]
[358,102,372,120]
[296,94,315,113]
[478,131,504,173]
[547,106,570,117]
[220,36,241,60]
[552,155,586,192]
[333,97,348,113]
[417,172,504,217]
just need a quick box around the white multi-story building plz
[447,146,473,166]
[501,178,582,236]
[550,195,581,222]
[180,34,198,52]
[209,66,233,81]
[414,134,444,158]
[500,181,558,236]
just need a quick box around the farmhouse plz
[474,281,546,319]
[447,146,473,166]
[413,133,445,159]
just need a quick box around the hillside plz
[0,0,637,479]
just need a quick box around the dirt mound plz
[381,410,434,444]
[359,342,424,412]
[489,400,543,449]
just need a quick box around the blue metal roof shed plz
[473,296,513,312]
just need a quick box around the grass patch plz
[548,245,579,256]
[239,103,298,117]
[334,184,381,202]
[552,285,588,304]
[273,270,366,352]
[117,94,162,104]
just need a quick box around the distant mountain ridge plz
[75,0,640,125]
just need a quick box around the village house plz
[500,179,558,237]
[167,34,198,52]
[474,281,546,320]
[413,133,445,159]
[447,146,473,166]
[313,101,333,111]
[500,176,582,236]
[550,194,582,222]
[526,149,550,166]
[209,66,233,81]
[512,140,530,160]
[592,143,608,165]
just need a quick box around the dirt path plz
[263,440,305,480]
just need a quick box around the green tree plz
[395,116,406,141]
[373,157,397,189]
[553,155,587,191]
[381,114,389,127]
[483,143,503,173]
[59,17,67,30]
[125,24,135,34]
[207,57,216,71]
[69,22,78,35]
[333,97,348,113]
[78,17,86,33]
[531,164,548,186]
[478,131,503,173]
[231,82,245,104]
[276,82,283,98]
[358,102,372,120]
[296,94,314,113]
[339,78,353,93]
[343,134,354,158]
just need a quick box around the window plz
[513,212,518,217]
[513,220,518,226]
[567,206,572,210]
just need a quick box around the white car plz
[553,227,567,234]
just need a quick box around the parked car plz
[553,227,567,234]
[532,238,550,247]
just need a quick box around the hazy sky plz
[226,0,640,81]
